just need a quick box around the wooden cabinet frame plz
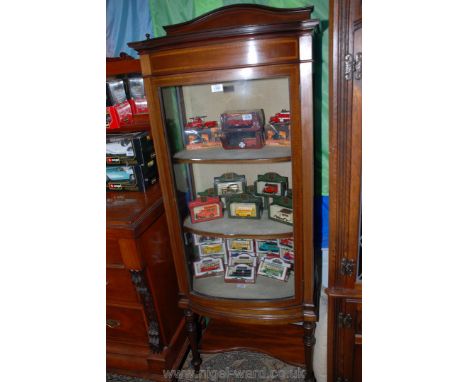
[327,0,362,381]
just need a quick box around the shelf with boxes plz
[106,54,151,133]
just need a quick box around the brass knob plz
[106,319,120,328]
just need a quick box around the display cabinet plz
[129,5,321,381]
[327,0,362,381]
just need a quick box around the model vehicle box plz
[278,237,294,250]
[256,239,280,254]
[227,238,255,253]
[226,193,263,219]
[220,109,265,149]
[193,257,224,278]
[198,188,227,209]
[185,116,218,130]
[280,247,295,264]
[106,131,156,165]
[228,252,257,268]
[198,242,226,257]
[254,172,289,197]
[224,264,256,283]
[268,196,293,226]
[193,234,223,245]
[214,173,247,196]
[257,257,291,281]
[188,196,223,224]
[106,79,134,129]
[106,163,157,192]
[269,109,290,124]
[126,74,148,114]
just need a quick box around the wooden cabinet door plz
[331,298,361,382]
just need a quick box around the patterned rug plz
[107,350,307,381]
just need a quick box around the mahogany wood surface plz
[128,5,321,379]
[327,0,362,381]
[199,319,306,367]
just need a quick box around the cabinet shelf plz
[183,213,292,239]
[193,272,294,300]
[173,145,291,164]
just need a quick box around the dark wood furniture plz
[129,5,321,381]
[327,1,362,381]
[106,56,188,380]
[106,179,188,379]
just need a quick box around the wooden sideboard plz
[106,184,188,380]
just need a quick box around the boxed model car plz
[226,238,255,253]
[254,172,289,197]
[214,173,246,196]
[106,79,133,129]
[220,109,265,149]
[188,196,223,224]
[193,257,224,278]
[106,163,157,192]
[268,196,293,226]
[106,131,156,165]
[126,74,148,114]
[228,252,257,268]
[257,257,291,281]
[256,239,280,254]
[224,264,256,284]
[226,193,263,219]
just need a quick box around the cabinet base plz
[199,319,306,367]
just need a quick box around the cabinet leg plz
[303,321,317,382]
[184,309,202,373]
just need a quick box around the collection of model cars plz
[188,172,293,225]
[191,234,295,283]
[184,108,291,150]
[106,131,157,191]
[106,74,148,129]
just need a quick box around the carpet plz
[107,350,307,381]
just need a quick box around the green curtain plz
[149,0,329,196]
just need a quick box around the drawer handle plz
[106,319,120,328]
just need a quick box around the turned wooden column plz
[303,321,317,382]
[184,309,202,372]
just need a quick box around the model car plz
[261,266,283,278]
[201,243,224,255]
[230,266,252,277]
[269,109,290,124]
[199,260,221,273]
[234,206,256,217]
[231,241,251,251]
[195,205,218,220]
[262,183,279,194]
[220,183,240,194]
[273,208,293,222]
[258,241,279,252]
[282,251,295,262]
[185,116,218,129]
[279,238,294,249]
[106,166,135,183]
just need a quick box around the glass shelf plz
[173,145,291,164]
[193,272,295,300]
[183,213,293,239]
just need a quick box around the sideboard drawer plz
[107,238,123,266]
[106,305,148,345]
[106,268,140,304]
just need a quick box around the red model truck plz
[185,116,218,129]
